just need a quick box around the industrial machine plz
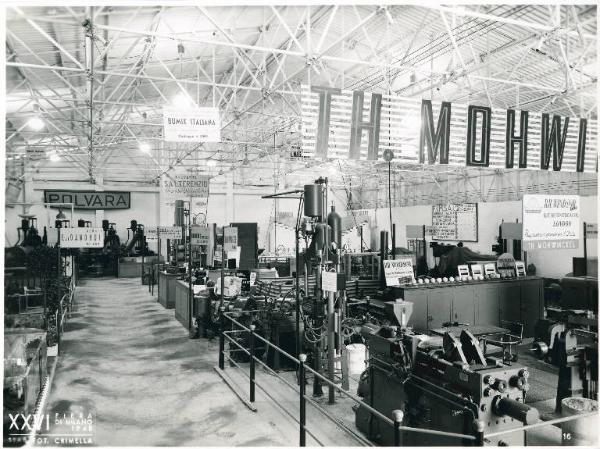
[124,220,148,256]
[355,301,539,446]
[532,312,598,413]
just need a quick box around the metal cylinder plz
[174,200,185,226]
[130,220,138,232]
[304,184,323,218]
[327,205,342,246]
[78,219,85,228]
[493,397,539,425]
[102,219,109,231]
[313,223,330,253]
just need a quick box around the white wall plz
[372,196,598,279]
[5,179,596,279]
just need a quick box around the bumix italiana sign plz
[301,85,597,173]
[163,107,221,142]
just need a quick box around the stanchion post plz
[249,324,256,403]
[473,419,485,446]
[218,306,226,370]
[393,409,404,446]
[299,353,307,447]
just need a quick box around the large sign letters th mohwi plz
[44,190,131,210]
[301,85,596,173]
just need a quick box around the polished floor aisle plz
[40,277,297,446]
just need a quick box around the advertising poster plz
[522,195,580,250]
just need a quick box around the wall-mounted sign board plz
[432,203,478,242]
[44,190,130,210]
[161,173,210,204]
[301,85,597,173]
[522,195,580,250]
[383,258,415,286]
[191,225,210,245]
[163,107,221,142]
[59,228,104,248]
[145,226,183,240]
[223,226,238,252]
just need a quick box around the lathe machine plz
[355,301,539,446]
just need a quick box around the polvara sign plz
[301,85,597,173]
[44,190,130,210]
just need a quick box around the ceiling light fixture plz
[206,159,217,167]
[49,152,61,162]
[27,116,45,131]
[172,91,192,108]
[139,142,151,153]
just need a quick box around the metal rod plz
[299,353,307,447]
[249,325,256,403]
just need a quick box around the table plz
[431,325,509,337]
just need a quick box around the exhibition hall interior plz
[3,3,598,448]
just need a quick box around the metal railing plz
[216,307,479,446]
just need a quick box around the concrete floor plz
[38,277,591,447]
[39,277,304,446]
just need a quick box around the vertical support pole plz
[295,225,301,358]
[218,306,226,370]
[188,200,193,334]
[141,239,145,285]
[583,221,588,276]
[473,419,485,446]
[299,353,307,447]
[327,290,335,404]
[249,324,256,403]
[393,410,404,446]
[157,230,161,298]
[368,365,374,438]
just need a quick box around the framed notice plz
[163,107,221,142]
[145,226,183,240]
[383,258,415,286]
[59,228,104,248]
[522,195,580,250]
[191,225,210,246]
[322,271,339,293]
[432,203,478,242]
[223,227,238,252]
[515,261,526,277]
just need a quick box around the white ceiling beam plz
[422,5,596,40]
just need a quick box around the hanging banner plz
[44,190,130,210]
[224,226,238,252]
[145,226,183,240]
[59,228,104,248]
[161,173,210,204]
[383,258,415,286]
[191,225,210,245]
[522,195,580,250]
[301,85,597,173]
[163,107,221,142]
